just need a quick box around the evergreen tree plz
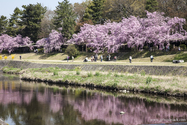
[146,0,158,12]
[0,15,8,34]
[20,3,47,42]
[82,6,93,21]
[53,0,76,40]
[82,1,94,22]
[82,0,105,24]
[6,7,22,36]
[91,0,105,24]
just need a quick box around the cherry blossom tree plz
[0,34,33,53]
[36,30,65,53]
[69,11,187,53]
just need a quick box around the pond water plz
[0,71,187,125]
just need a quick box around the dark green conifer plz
[53,0,76,40]
[146,0,158,12]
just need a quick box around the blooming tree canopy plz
[69,11,187,53]
[36,30,65,53]
[0,34,33,53]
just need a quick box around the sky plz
[0,0,83,19]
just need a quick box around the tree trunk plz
[86,44,87,53]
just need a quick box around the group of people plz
[84,54,103,62]
[129,55,154,63]
[84,54,119,62]
[67,54,155,63]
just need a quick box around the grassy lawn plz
[0,50,184,61]
[1,50,187,66]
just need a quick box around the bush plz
[87,72,93,77]
[94,72,100,76]
[76,71,80,75]
[146,76,152,84]
[141,70,146,76]
[53,71,58,76]
[65,45,79,58]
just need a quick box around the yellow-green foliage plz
[0,55,2,60]
[74,66,81,71]
[11,54,15,59]
[4,56,7,60]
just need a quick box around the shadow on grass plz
[38,53,62,59]
[116,50,184,60]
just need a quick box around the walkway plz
[11,59,187,67]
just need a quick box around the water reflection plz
[0,72,187,125]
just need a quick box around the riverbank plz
[2,66,187,97]
[17,80,187,105]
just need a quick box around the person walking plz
[100,55,103,62]
[114,56,117,61]
[150,55,154,62]
[67,56,69,62]
[95,54,98,62]
[72,56,74,62]
[108,54,111,61]
[20,56,22,60]
[129,56,132,63]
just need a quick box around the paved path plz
[10,59,187,67]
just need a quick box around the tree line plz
[1,0,187,41]
[1,0,187,53]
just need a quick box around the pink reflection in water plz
[0,82,187,125]
[70,94,187,125]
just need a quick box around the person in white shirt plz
[72,56,74,62]
[150,55,154,62]
[129,56,132,63]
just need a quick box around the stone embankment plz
[1,60,187,76]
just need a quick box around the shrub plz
[53,71,58,76]
[94,72,100,76]
[76,71,80,75]
[65,44,79,58]
[146,76,152,84]
[141,70,146,76]
[87,72,93,77]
